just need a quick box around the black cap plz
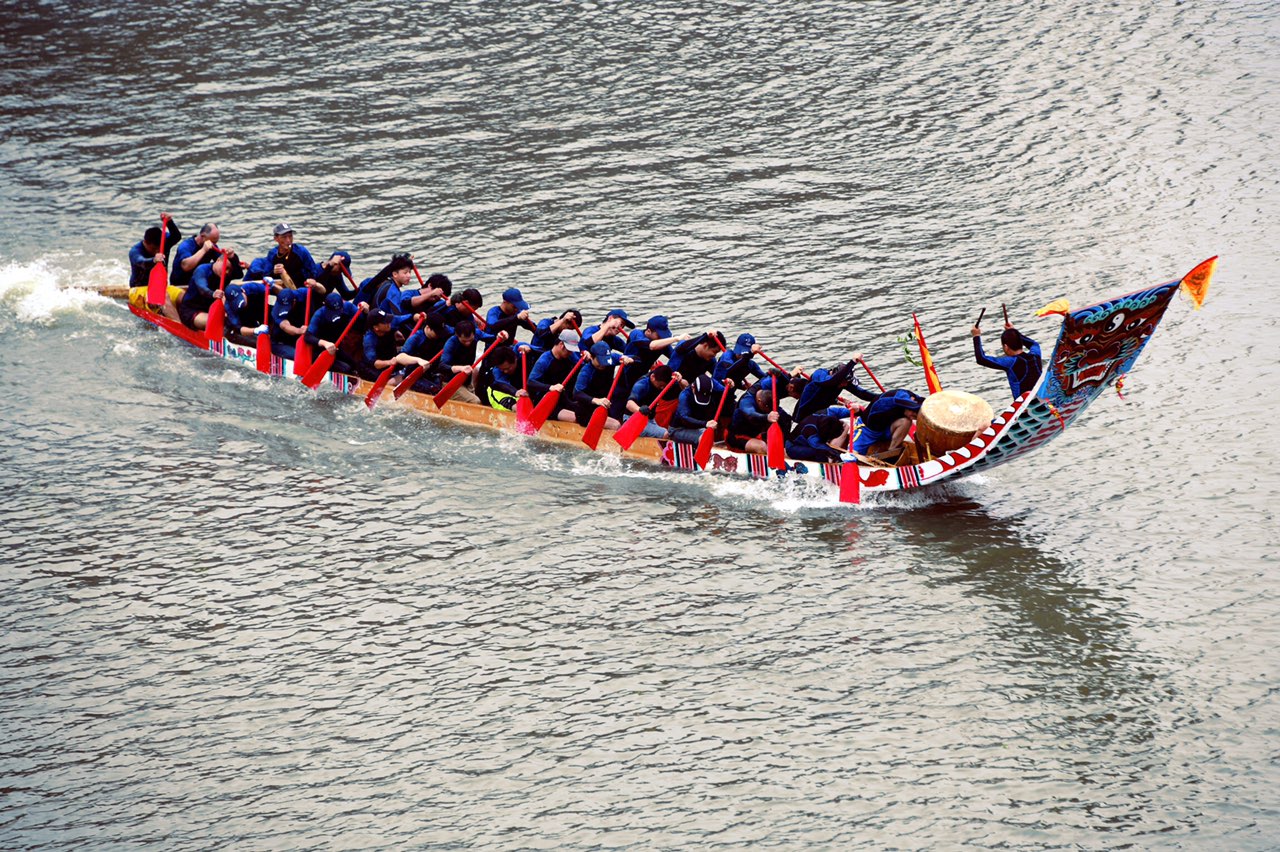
[369,308,393,326]
[691,374,715,405]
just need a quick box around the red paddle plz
[205,254,228,343]
[301,305,366,389]
[613,375,678,450]
[758,349,809,379]
[856,357,884,393]
[695,383,733,470]
[146,216,170,307]
[838,452,860,504]
[529,353,588,431]
[766,380,785,470]
[255,280,272,374]
[294,286,314,376]
[434,336,506,409]
[366,314,426,409]
[392,349,444,400]
[582,364,625,450]
[515,349,534,434]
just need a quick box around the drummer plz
[971,322,1043,398]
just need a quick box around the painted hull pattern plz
[124,276,1183,497]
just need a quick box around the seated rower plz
[728,383,793,454]
[623,363,683,439]
[850,388,924,462]
[793,357,879,423]
[527,329,584,424]
[579,309,634,353]
[392,313,450,394]
[304,292,368,375]
[666,330,726,383]
[431,287,485,329]
[623,315,684,383]
[572,342,633,429]
[713,333,767,386]
[439,319,496,404]
[316,250,357,297]
[971,323,1043,398]
[223,278,277,344]
[361,308,432,381]
[476,345,523,410]
[529,309,583,354]
[247,223,320,289]
[169,222,221,290]
[126,213,183,320]
[268,284,321,359]
[178,249,245,331]
[481,287,538,345]
[668,374,734,445]
[374,255,447,319]
[785,413,851,463]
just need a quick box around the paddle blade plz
[294,336,312,376]
[515,395,535,435]
[767,422,786,470]
[582,407,608,450]
[301,349,336,389]
[146,263,167,307]
[255,333,271,374]
[694,426,715,469]
[365,365,395,409]
[394,365,424,399]
[529,389,561,431]
[205,298,225,342]
[432,371,468,408]
[612,413,648,450]
[839,462,860,504]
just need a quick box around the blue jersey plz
[169,236,218,289]
[224,281,268,331]
[973,334,1043,398]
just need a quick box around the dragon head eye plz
[1106,312,1126,333]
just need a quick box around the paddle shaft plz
[758,349,809,380]
[392,349,444,399]
[856,357,884,393]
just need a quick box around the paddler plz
[713,333,767,385]
[268,283,321,359]
[178,249,245,331]
[578,310,634,353]
[669,374,734,445]
[529,309,583,354]
[622,363,683,439]
[476,345,523,410]
[792,357,879,423]
[248,223,321,289]
[304,291,367,375]
[169,223,220,290]
[126,213,183,320]
[393,313,450,393]
[728,383,792,454]
[971,322,1043,398]
[223,279,276,343]
[527,329,584,424]
[481,287,538,346]
[572,342,633,429]
[849,388,924,462]
[361,308,432,380]
[623,315,685,383]
[430,287,485,330]
[316,251,358,297]
[439,319,497,404]
[666,330,727,383]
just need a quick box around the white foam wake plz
[0,254,119,326]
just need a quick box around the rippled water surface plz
[2,1,1278,848]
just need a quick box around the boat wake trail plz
[0,254,117,328]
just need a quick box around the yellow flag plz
[912,313,943,394]
[1035,298,1071,317]
[1180,255,1217,310]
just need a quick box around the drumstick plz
[974,308,986,327]
[1001,303,1010,325]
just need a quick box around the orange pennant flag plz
[1180,255,1217,310]
[912,313,943,395]
[1035,298,1071,317]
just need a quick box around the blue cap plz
[589,340,622,367]
[892,389,923,411]
[646,315,670,335]
[733,332,756,356]
[324,291,343,311]
[331,250,352,269]
[502,287,528,311]
[607,309,636,329]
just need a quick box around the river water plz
[2,1,1278,848]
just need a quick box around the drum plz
[916,390,994,459]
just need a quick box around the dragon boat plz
[110,258,1215,502]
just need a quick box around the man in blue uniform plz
[529,309,583,354]
[127,214,182,290]
[713,333,767,385]
[248,223,321,289]
[728,384,791,454]
[972,323,1043,398]
[361,308,434,380]
[223,279,274,343]
[850,389,924,461]
[785,413,851,462]
[178,249,244,331]
[669,374,734,445]
[439,320,486,404]
[527,330,584,424]
[666,330,726,383]
[572,341,632,428]
[622,315,684,383]
[169,223,220,289]
[578,310,633,353]
[622,364,682,439]
[482,287,538,345]
[304,292,367,375]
